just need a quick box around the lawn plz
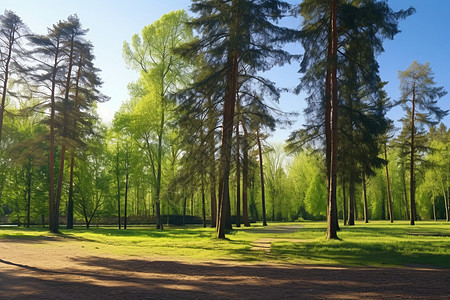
[1,220,449,268]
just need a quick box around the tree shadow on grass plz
[270,240,450,268]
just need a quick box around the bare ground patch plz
[0,236,449,299]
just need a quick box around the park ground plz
[0,221,449,299]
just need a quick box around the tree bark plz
[235,115,241,227]
[362,174,368,223]
[201,173,206,228]
[67,155,75,229]
[26,165,32,228]
[217,30,238,238]
[155,98,165,230]
[326,0,339,239]
[348,173,355,226]
[384,143,394,223]
[124,151,129,230]
[342,178,347,225]
[402,167,409,220]
[241,122,250,227]
[256,129,267,226]
[48,37,61,233]
[410,82,416,225]
[116,143,121,230]
[208,98,217,228]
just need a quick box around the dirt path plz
[246,225,307,251]
[1,233,449,299]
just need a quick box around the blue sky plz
[1,0,449,143]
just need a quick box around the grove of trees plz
[0,1,448,239]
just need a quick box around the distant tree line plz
[0,1,448,240]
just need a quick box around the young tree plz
[123,10,192,230]
[397,61,447,225]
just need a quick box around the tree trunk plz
[384,143,394,223]
[67,155,75,229]
[48,38,61,233]
[201,173,206,228]
[410,82,416,225]
[241,122,250,227]
[432,193,436,221]
[183,196,187,225]
[54,144,67,233]
[348,173,355,226]
[26,166,32,228]
[191,191,194,216]
[342,178,347,225]
[235,118,241,227]
[362,174,368,223]
[66,53,82,230]
[116,144,121,230]
[124,153,129,230]
[208,97,217,228]
[155,111,164,230]
[326,0,339,239]
[444,186,449,222]
[256,129,267,226]
[402,168,410,220]
[216,27,239,239]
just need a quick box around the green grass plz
[1,221,449,268]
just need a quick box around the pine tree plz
[179,0,297,238]
[397,61,447,225]
[291,0,413,237]
[0,10,29,143]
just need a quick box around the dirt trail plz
[247,224,307,251]
[0,230,449,299]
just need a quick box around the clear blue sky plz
[2,0,449,143]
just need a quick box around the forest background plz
[0,0,449,235]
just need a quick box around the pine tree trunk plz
[342,178,347,225]
[235,120,241,227]
[201,173,206,228]
[208,97,217,228]
[124,154,129,230]
[348,173,355,226]
[48,39,61,233]
[116,145,121,230]
[410,82,416,225]
[256,129,267,226]
[217,42,238,238]
[67,155,75,229]
[362,174,368,223]
[26,165,32,228]
[241,121,250,227]
[385,143,394,223]
[326,0,339,239]
[53,144,67,233]
[402,168,409,220]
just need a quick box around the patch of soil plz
[0,236,449,299]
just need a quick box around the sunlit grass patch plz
[1,221,449,267]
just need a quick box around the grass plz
[1,221,449,268]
